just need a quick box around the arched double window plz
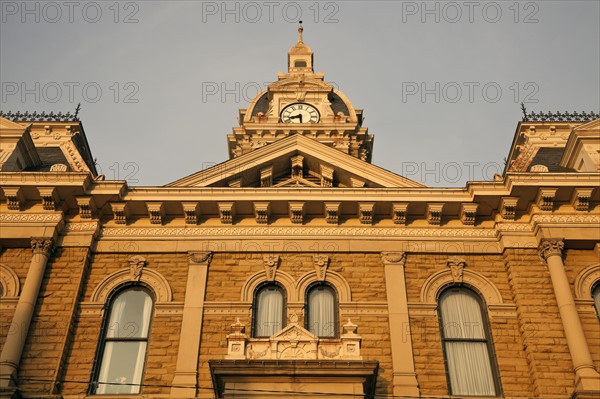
[305,283,338,338]
[252,283,286,337]
[438,287,500,396]
[92,286,154,394]
[593,283,600,320]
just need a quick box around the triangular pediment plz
[167,135,425,188]
[0,116,29,132]
[271,322,318,342]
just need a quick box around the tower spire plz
[288,20,313,73]
[298,20,303,43]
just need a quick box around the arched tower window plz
[593,283,600,320]
[252,283,286,338]
[438,287,500,396]
[92,286,154,394]
[305,283,338,338]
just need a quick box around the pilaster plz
[170,252,213,398]
[381,252,419,397]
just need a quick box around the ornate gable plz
[167,134,424,188]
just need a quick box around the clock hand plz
[289,113,303,123]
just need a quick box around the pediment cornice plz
[167,134,424,188]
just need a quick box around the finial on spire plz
[298,20,303,43]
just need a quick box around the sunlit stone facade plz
[1,25,599,399]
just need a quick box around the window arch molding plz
[421,269,503,306]
[91,267,172,304]
[296,271,351,303]
[0,263,20,298]
[574,263,600,300]
[241,270,296,302]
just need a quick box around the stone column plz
[381,252,420,396]
[0,237,54,388]
[538,239,600,392]
[170,252,212,398]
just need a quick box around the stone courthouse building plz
[1,24,600,399]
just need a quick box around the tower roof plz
[288,21,313,73]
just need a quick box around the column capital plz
[381,252,406,266]
[188,251,213,265]
[538,238,565,262]
[30,237,54,257]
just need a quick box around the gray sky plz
[1,0,599,187]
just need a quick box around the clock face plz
[281,103,320,123]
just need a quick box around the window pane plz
[106,289,152,338]
[445,341,496,396]
[440,290,485,339]
[308,287,335,337]
[593,284,600,320]
[255,287,283,337]
[96,341,147,394]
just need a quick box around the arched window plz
[438,287,500,396]
[252,283,285,337]
[593,283,600,320]
[92,286,154,394]
[306,283,338,338]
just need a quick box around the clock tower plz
[227,22,374,162]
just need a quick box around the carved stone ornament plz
[31,237,54,256]
[381,252,406,266]
[128,255,147,281]
[188,252,213,265]
[263,254,280,281]
[225,316,362,361]
[313,255,330,281]
[538,239,564,262]
[447,257,467,283]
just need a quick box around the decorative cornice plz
[0,213,63,223]
[426,203,444,225]
[3,187,24,210]
[381,252,406,266]
[522,110,599,122]
[500,197,518,220]
[181,202,199,225]
[324,202,340,225]
[358,202,374,225]
[289,201,305,224]
[218,202,235,224]
[536,188,557,212]
[110,202,130,225]
[76,196,97,219]
[571,188,594,212]
[253,202,270,225]
[460,203,478,226]
[0,110,80,122]
[37,187,59,211]
[31,237,54,256]
[391,203,408,225]
[99,226,500,238]
[538,239,565,262]
[146,202,165,225]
